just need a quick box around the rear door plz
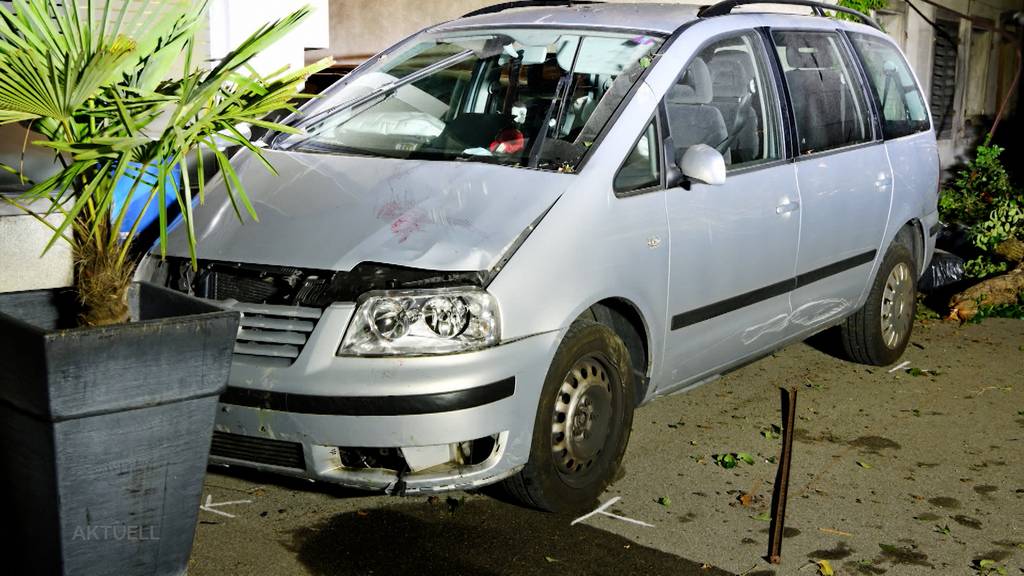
[847,31,940,272]
[771,29,892,326]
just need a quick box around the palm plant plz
[0,0,326,325]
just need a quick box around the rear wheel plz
[841,242,917,365]
[503,319,634,512]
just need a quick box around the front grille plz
[232,302,322,365]
[210,431,306,470]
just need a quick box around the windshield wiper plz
[293,140,400,159]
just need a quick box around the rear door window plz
[772,31,872,155]
[848,32,930,139]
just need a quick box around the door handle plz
[776,201,800,215]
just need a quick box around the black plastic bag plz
[919,249,965,292]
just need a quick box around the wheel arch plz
[585,298,652,406]
[895,219,926,276]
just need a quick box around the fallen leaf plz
[739,493,753,507]
[817,559,834,576]
[737,452,755,465]
[545,556,560,563]
[714,453,738,469]
[857,461,872,469]
[356,510,369,517]
[752,511,772,522]
[657,496,672,507]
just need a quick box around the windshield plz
[276,29,663,171]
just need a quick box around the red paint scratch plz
[376,197,473,243]
[390,212,427,243]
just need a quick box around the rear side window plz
[773,31,872,155]
[848,33,930,139]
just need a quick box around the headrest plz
[786,44,834,69]
[668,57,712,105]
[709,53,752,99]
[713,49,754,76]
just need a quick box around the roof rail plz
[698,0,882,30]
[463,1,603,19]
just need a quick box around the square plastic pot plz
[0,282,239,576]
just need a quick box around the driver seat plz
[665,57,731,165]
[709,50,759,163]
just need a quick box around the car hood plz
[164,149,570,272]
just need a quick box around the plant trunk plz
[948,262,1024,321]
[75,232,133,326]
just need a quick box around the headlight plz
[338,287,500,356]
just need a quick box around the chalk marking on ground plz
[200,494,253,519]
[571,496,655,528]
[888,360,911,373]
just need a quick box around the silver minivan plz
[145,0,940,511]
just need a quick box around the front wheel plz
[503,319,635,512]
[840,242,917,365]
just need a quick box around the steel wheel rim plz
[550,355,613,482]
[880,261,914,349]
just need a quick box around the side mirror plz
[677,144,726,186]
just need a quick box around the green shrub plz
[939,141,1024,278]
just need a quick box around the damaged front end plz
[148,257,487,366]
[209,426,513,495]
[147,255,555,493]
[154,256,486,308]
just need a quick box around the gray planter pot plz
[0,282,239,576]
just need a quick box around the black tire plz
[841,241,917,365]
[503,319,635,512]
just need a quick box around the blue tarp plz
[111,162,181,238]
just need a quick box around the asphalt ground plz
[190,318,1024,576]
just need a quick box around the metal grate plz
[210,432,306,470]
[209,270,281,303]
[231,302,322,365]
[929,19,959,140]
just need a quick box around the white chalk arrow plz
[571,496,655,528]
[199,494,252,518]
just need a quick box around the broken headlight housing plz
[338,287,500,356]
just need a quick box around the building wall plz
[209,0,330,75]
[327,0,486,64]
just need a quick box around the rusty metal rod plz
[767,386,798,564]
